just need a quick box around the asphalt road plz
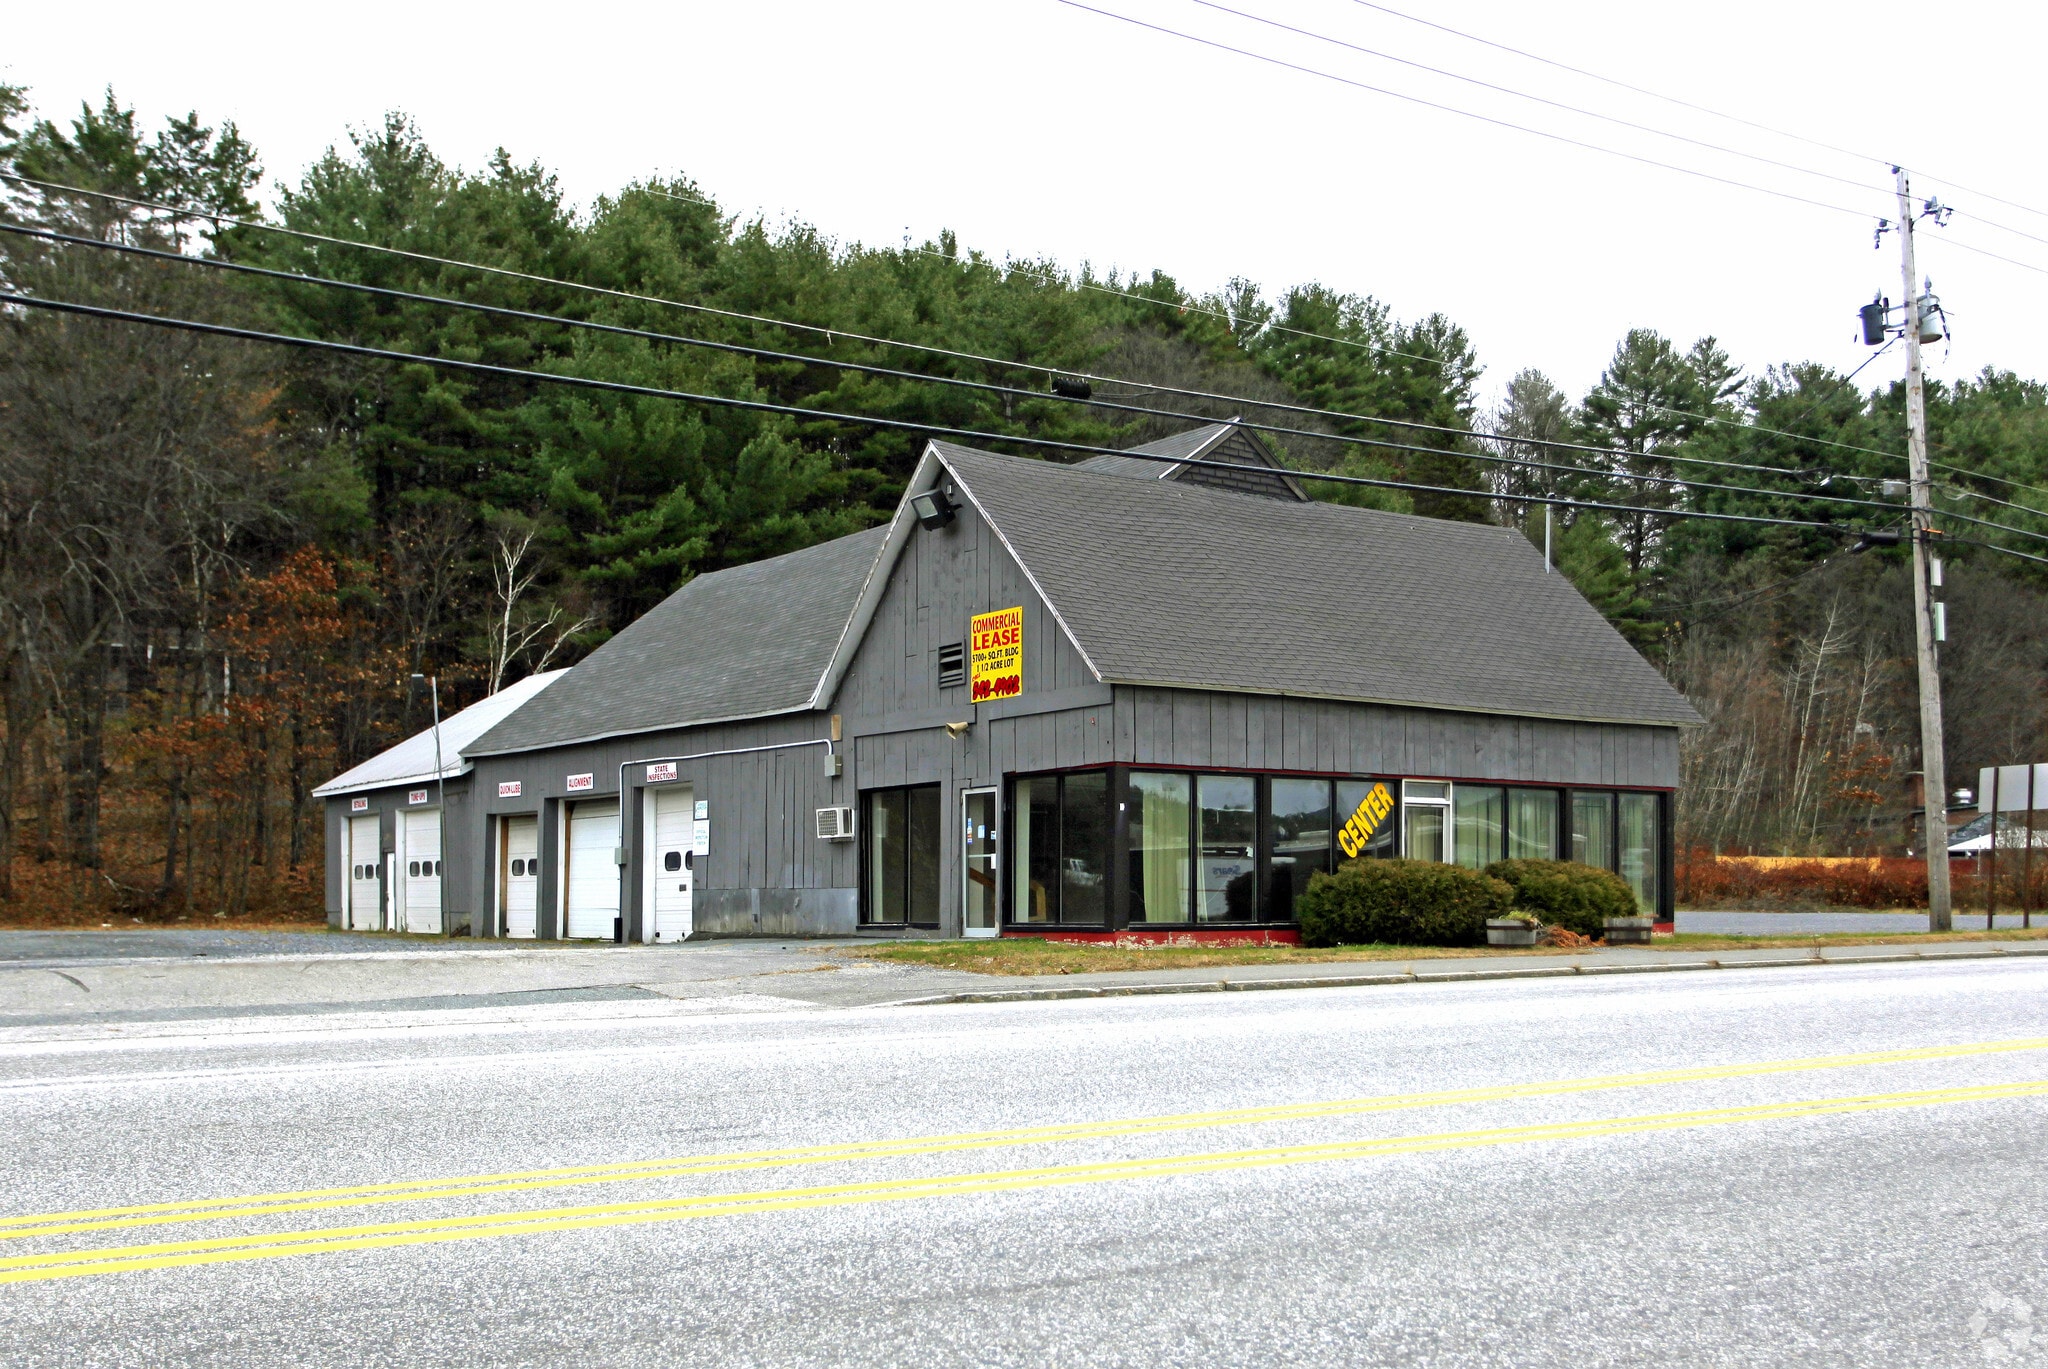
[4,958,2047,1366]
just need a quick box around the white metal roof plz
[313,670,567,798]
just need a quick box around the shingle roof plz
[1074,420,1307,500]
[315,669,567,796]
[464,527,890,756]
[1072,422,1231,480]
[932,442,1700,727]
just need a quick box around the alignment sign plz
[970,607,1024,702]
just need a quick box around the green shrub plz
[1484,859,1638,936]
[1296,859,1514,947]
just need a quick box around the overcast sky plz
[11,1,2045,406]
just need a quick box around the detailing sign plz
[498,781,522,798]
[407,789,429,805]
[566,773,595,793]
[1338,782,1395,859]
[969,606,1024,702]
[645,762,678,784]
[350,797,369,813]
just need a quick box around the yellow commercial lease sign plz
[1338,781,1394,859]
[970,607,1023,702]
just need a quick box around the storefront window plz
[1619,792,1660,913]
[1197,774,1258,921]
[1013,776,1059,924]
[1403,781,1450,862]
[1571,791,1615,870]
[1010,772,1109,925]
[1062,772,1110,924]
[865,785,940,925]
[1453,785,1505,869]
[1266,778,1334,921]
[1336,780,1397,862]
[1508,788,1560,860]
[1129,772,1192,924]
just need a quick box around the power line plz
[1187,0,1891,202]
[1927,230,2048,279]
[637,180,1469,375]
[13,286,2045,561]
[1054,0,1879,221]
[1944,535,2048,568]
[1932,461,2048,501]
[0,288,1901,539]
[1343,0,2048,230]
[11,173,1923,492]
[3,220,1918,522]
[27,172,2039,518]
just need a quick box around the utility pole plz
[1894,167,1953,932]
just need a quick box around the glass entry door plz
[963,788,999,938]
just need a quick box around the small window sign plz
[498,780,522,798]
[408,789,429,805]
[350,796,369,813]
[646,762,678,783]
[566,773,595,792]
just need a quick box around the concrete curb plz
[887,943,2048,1007]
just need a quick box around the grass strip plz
[855,927,2048,976]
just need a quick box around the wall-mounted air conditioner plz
[816,806,855,841]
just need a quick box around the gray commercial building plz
[321,422,1699,942]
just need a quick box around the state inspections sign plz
[969,607,1023,702]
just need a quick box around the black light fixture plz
[1851,530,1902,554]
[910,485,956,531]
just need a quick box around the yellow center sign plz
[1338,782,1394,859]
[970,606,1024,702]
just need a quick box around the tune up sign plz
[969,606,1024,702]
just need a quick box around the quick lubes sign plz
[970,607,1023,702]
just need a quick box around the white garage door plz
[651,788,693,943]
[402,809,443,935]
[502,816,539,940]
[564,799,620,940]
[348,815,382,931]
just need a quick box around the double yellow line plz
[7,1037,2041,1245]
[4,1037,2046,1285]
[7,1078,2048,1284]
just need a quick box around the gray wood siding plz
[320,778,481,932]
[466,709,851,938]
[832,496,1099,723]
[1114,687,1679,788]
[352,488,1677,939]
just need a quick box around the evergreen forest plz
[2,87,2045,921]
